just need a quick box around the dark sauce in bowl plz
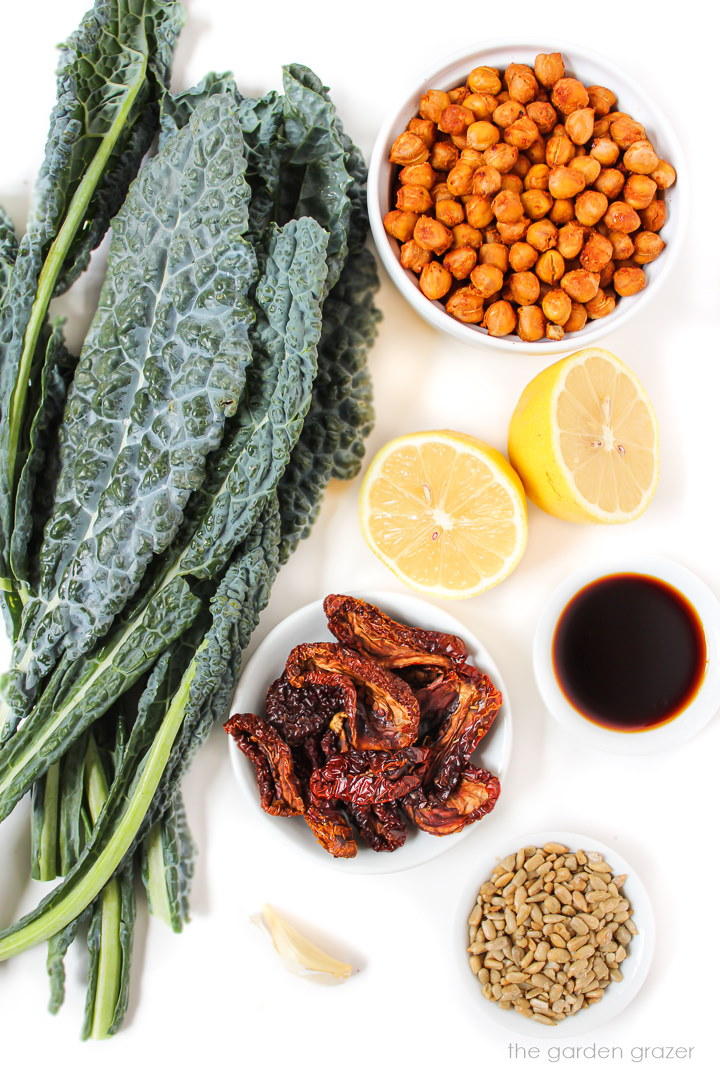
[552,573,707,732]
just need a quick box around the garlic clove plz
[254,904,353,984]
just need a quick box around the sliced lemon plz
[358,430,528,598]
[507,347,659,524]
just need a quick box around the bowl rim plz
[532,554,720,754]
[455,827,656,1037]
[367,37,688,354]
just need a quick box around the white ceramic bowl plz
[455,829,655,1037]
[533,555,720,754]
[368,39,686,354]
[227,590,511,874]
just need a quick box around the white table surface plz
[1,1,717,1076]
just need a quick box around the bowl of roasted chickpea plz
[368,41,683,352]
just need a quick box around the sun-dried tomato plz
[309,746,430,806]
[304,803,358,858]
[402,764,501,836]
[225,713,305,816]
[349,801,407,852]
[265,673,346,745]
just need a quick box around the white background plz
[1,0,717,1076]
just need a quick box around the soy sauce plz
[552,573,706,732]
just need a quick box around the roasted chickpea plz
[603,201,641,233]
[594,169,626,200]
[633,231,666,264]
[506,243,536,274]
[548,166,585,200]
[526,101,557,134]
[526,217,558,252]
[470,262,505,297]
[551,77,589,114]
[525,163,551,190]
[435,199,466,227]
[440,104,476,136]
[500,175,523,196]
[511,153,532,179]
[535,249,565,284]
[446,160,476,196]
[550,199,575,226]
[565,108,595,145]
[505,63,539,104]
[396,184,434,214]
[623,174,657,210]
[383,209,419,243]
[569,155,601,186]
[390,131,429,166]
[561,268,600,303]
[463,195,493,230]
[484,225,503,245]
[400,239,432,273]
[431,182,452,203]
[497,217,530,244]
[613,266,646,296]
[598,259,615,289]
[564,301,588,333]
[650,160,677,190]
[609,116,646,149]
[545,133,574,167]
[483,299,517,336]
[453,223,483,248]
[484,142,519,173]
[586,85,616,116]
[517,304,547,341]
[443,245,477,279]
[640,200,667,232]
[590,137,620,166]
[623,140,659,175]
[448,85,469,104]
[504,116,540,150]
[579,232,613,272]
[446,285,485,323]
[419,89,452,124]
[464,92,499,119]
[414,215,454,254]
[508,270,541,304]
[608,230,635,259]
[419,260,452,300]
[521,188,553,219]
[430,140,459,172]
[460,147,486,167]
[574,190,608,226]
[479,242,510,272]
[472,165,503,196]
[489,189,521,223]
[399,162,437,189]
[534,52,565,88]
[467,66,503,95]
[525,137,548,164]
[408,117,436,148]
[466,120,501,151]
[592,115,612,139]
[585,288,616,319]
[557,221,585,259]
[542,288,572,324]
[493,100,526,127]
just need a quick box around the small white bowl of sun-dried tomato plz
[367,40,684,353]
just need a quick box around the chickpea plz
[526,137,548,164]
[447,161,476,196]
[470,262,506,297]
[446,285,485,323]
[435,198,466,227]
[414,215,454,254]
[508,270,541,304]
[506,63,539,103]
[431,182,453,203]
[479,242,510,272]
[534,52,565,88]
[521,188,553,219]
[548,166,585,199]
[633,231,666,264]
[550,199,575,225]
[574,190,608,226]
[467,120,501,151]
[623,174,657,210]
[580,232,613,272]
[493,100,526,127]
[608,230,635,259]
[585,287,616,319]
[501,174,524,196]
[565,107,595,145]
[472,165,503,196]
[599,259,615,288]
[561,268,600,303]
[390,131,429,166]
[443,245,477,279]
[383,210,419,243]
[517,304,546,341]
[640,199,667,232]
[509,241,538,271]
[399,162,437,189]
[570,155,601,186]
[453,223,483,248]
[551,77,589,114]
[535,249,565,284]
[497,217,530,244]
[603,201,641,233]
[527,101,557,134]
[594,169,626,200]
[613,266,646,296]
[525,163,551,190]
[484,142,519,173]
[546,322,565,341]
[460,147,486,167]
[400,239,432,273]
[564,301,588,333]
[484,225,503,244]
[526,217,558,251]
[542,288,572,325]
[408,117,436,148]
[511,153,531,179]
[483,299,517,336]
[430,140,459,172]
[546,133,574,167]
[419,89,452,124]
[609,116,646,149]
[590,137,620,166]
[464,195,494,229]
[557,221,585,259]
[419,260,452,300]
[586,85,616,116]
[504,116,540,150]
[467,66,503,95]
[396,184,433,214]
[623,140,659,175]
[465,92,499,119]
[650,159,677,189]
[593,115,612,139]
[448,85,470,104]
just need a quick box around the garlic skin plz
[253,905,353,985]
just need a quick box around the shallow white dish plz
[533,555,720,754]
[227,590,511,874]
[368,38,686,354]
[455,829,655,1037]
